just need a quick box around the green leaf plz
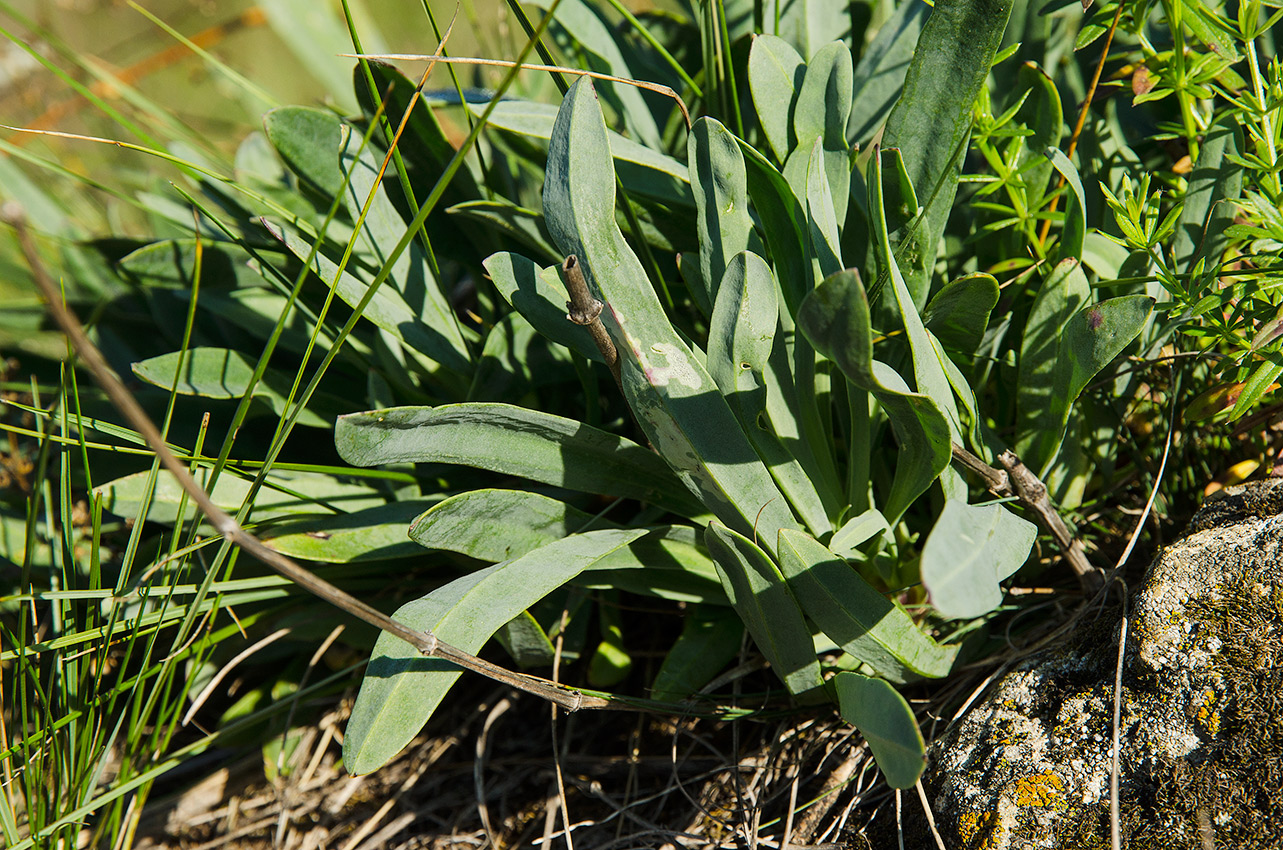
[265,220,468,375]
[343,527,647,774]
[919,500,1037,619]
[805,138,843,283]
[787,41,852,222]
[262,107,343,198]
[704,523,826,702]
[1020,290,1155,474]
[689,117,758,315]
[117,239,269,291]
[474,99,691,208]
[748,34,805,163]
[870,149,965,443]
[544,77,799,553]
[337,125,472,370]
[1226,358,1283,421]
[1016,259,1091,465]
[1172,115,1244,275]
[1044,147,1086,262]
[588,598,632,687]
[797,270,951,526]
[649,606,743,702]
[95,470,385,526]
[923,273,1000,356]
[495,611,556,669]
[834,672,925,789]
[738,141,811,316]
[1016,63,1063,209]
[847,0,930,145]
[131,347,341,429]
[881,0,1016,306]
[778,529,959,680]
[829,509,890,557]
[262,500,438,563]
[408,488,601,562]
[709,252,834,535]
[528,0,662,149]
[335,404,705,519]
[581,525,726,603]
[483,252,606,364]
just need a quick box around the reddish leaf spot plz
[1087,308,1104,331]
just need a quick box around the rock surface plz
[903,479,1283,849]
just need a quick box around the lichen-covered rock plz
[906,479,1283,850]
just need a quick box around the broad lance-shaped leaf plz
[543,77,800,554]
[748,35,805,163]
[1045,147,1086,263]
[1020,294,1155,475]
[265,221,466,377]
[410,489,602,562]
[757,0,848,69]
[806,138,843,283]
[264,106,343,198]
[689,117,759,316]
[709,252,833,536]
[704,523,827,703]
[919,500,1037,619]
[410,489,724,602]
[484,252,606,364]
[881,0,1015,307]
[131,347,342,429]
[798,270,951,526]
[778,529,957,680]
[343,528,647,775]
[737,140,810,317]
[338,125,472,371]
[1016,63,1063,211]
[834,672,925,789]
[95,470,385,526]
[1016,259,1091,462]
[847,0,929,146]
[869,149,966,444]
[785,41,852,223]
[471,100,691,209]
[923,273,999,356]
[262,500,437,563]
[334,403,705,519]
[1173,116,1244,276]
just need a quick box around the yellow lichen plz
[1195,687,1221,735]
[1013,770,1067,809]
[957,810,1003,849]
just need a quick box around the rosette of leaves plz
[325,0,1154,788]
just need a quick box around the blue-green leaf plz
[798,270,951,526]
[1172,116,1244,275]
[335,404,704,519]
[343,528,647,774]
[919,500,1037,619]
[649,606,744,701]
[543,77,799,553]
[483,252,606,364]
[834,672,925,789]
[778,529,958,680]
[704,523,826,702]
[1044,147,1086,262]
[748,34,806,163]
[709,252,833,535]
[881,0,1016,306]
[848,0,930,146]
[689,117,758,315]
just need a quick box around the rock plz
[905,479,1283,849]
